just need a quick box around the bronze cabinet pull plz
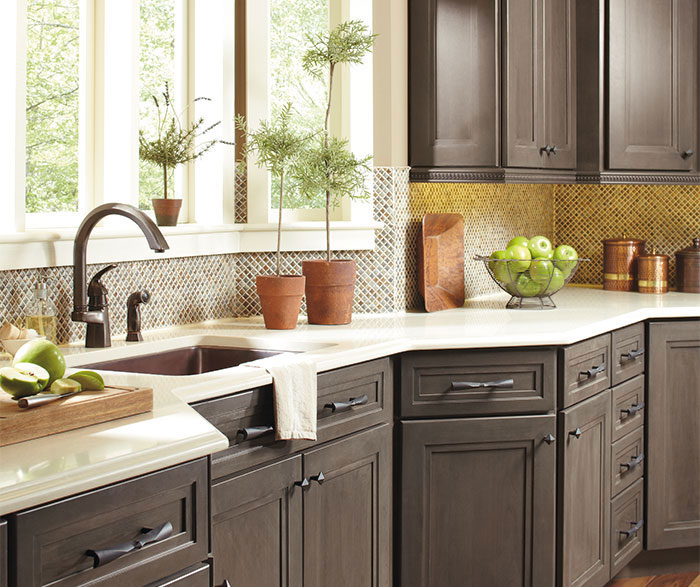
[451,378,514,390]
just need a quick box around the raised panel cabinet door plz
[542,0,576,169]
[558,390,612,587]
[502,0,545,168]
[647,320,700,550]
[302,424,392,587]
[401,415,556,587]
[211,455,303,587]
[409,0,499,167]
[608,0,698,171]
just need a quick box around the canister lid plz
[602,237,645,245]
[639,247,668,260]
[676,238,700,258]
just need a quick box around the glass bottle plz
[25,281,58,343]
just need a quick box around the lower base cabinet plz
[400,415,557,587]
[558,390,612,587]
[211,424,392,587]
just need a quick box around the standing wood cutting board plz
[417,213,465,312]
[0,386,153,447]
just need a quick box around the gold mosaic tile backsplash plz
[554,183,700,288]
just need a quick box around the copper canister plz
[637,249,669,294]
[602,237,645,291]
[676,238,700,293]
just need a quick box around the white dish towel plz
[242,353,318,441]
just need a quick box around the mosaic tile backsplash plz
[1,174,697,344]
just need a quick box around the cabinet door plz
[211,456,303,587]
[558,390,611,587]
[542,0,576,169]
[647,321,700,550]
[401,415,556,587]
[410,0,499,168]
[608,0,698,171]
[302,424,392,587]
[0,518,6,587]
[503,0,544,168]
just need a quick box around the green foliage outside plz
[25,0,80,213]
[139,0,176,208]
[269,0,327,209]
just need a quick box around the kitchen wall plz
[1,175,697,344]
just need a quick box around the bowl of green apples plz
[475,236,585,309]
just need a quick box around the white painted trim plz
[0,222,381,270]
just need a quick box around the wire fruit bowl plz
[474,256,588,309]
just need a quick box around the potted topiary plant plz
[293,20,375,325]
[139,83,220,226]
[237,103,311,329]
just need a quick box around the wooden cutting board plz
[0,386,153,447]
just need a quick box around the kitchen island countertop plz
[1,286,698,515]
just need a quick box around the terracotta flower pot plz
[152,198,182,226]
[256,275,306,330]
[302,259,356,325]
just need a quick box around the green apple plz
[553,245,578,277]
[13,339,65,385]
[543,268,566,294]
[528,235,553,259]
[50,378,82,395]
[507,236,530,249]
[67,370,105,391]
[0,363,50,398]
[489,250,511,283]
[505,245,532,274]
[515,273,541,297]
[529,259,555,284]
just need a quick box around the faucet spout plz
[72,203,169,347]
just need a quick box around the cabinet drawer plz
[10,459,208,587]
[611,426,645,497]
[194,358,393,479]
[611,479,644,578]
[149,563,210,587]
[612,375,645,442]
[400,348,556,418]
[559,333,611,408]
[611,323,645,387]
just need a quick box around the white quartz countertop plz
[1,286,698,515]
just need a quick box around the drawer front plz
[611,323,645,387]
[10,459,208,587]
[560,333,611,408]
[194,358,393,479]
[612,375,645,442]
[400,348,556,418]
[611,426,645,497]
[149,563,210,587]
[611,479,644,578]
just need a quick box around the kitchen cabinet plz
[9,459,209,587]
[211,424,392,587]
[608,0,698,172]
[558,390,611,587]
[401,415,556,587]
[503,0,576,169]
[409,0,576,181]
[647,320,700,550]
[149,564,211,586]
[1,519,6,587]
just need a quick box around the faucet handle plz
[88,264,116,309]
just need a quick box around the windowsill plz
[0,221,383,271]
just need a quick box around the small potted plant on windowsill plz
[237,103,311,329]
[292,20,375,325]
[139,83,220,226]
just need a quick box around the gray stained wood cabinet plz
[211,424,392,587]
[401,415,557,587]
[647,320,700,550]
[1,519,6,587]
[608,0,698,172]
[558,390,612,587]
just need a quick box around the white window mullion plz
[95,0,140,215]
[80,0,96,216]
[0,0,27,232]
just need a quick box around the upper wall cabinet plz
[607,0,698,172]
[577,0,699,183]
[409,0,576,182]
